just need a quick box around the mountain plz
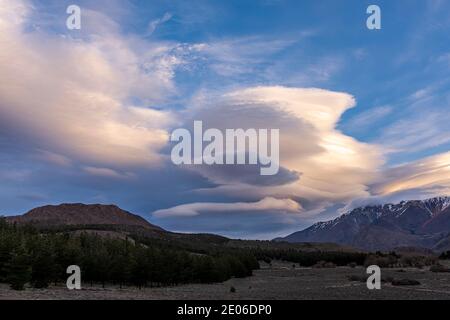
[7,203,163,231]
[3,203,366,254]
[4,203,230,247]
[276,197,450,252]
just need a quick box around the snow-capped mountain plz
[276,197,450,251]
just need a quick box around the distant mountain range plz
[276,197,450,252]
[5,198,450,253]
[2,203,351,253]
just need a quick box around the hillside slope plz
[276,197,450,251]
[7,203,163,231]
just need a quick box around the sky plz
[1,0,450,239]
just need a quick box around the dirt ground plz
[1,261,450,300]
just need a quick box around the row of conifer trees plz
[0,219,259,290]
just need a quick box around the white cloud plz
[372,151,450,196]
[195,36,299,77]
[153,197,302,217]
[147,12,173,35]
[378,111,450,153]
[83,166,135,179]
[339,151,450,213]
[157,86,385,217]
[4,0,450,229]
[343,105,392,132]
[0,0,178,169]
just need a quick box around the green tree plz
[30,240,56,288]
[0,227,15,282]
[6,246,32,291]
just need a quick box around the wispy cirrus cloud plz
[342,106,392,133]
[147,12,173,36]
[341,151,450,213]
[372,151,450,196]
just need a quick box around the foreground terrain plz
[1,261,450,300]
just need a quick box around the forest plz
[0,219,259,290]
[0,218,374,291]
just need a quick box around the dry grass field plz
[1,261,449,300]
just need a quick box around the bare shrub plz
[430,264,450,273]
[313,261,336,268]
[391,279,421,286]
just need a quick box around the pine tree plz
[109,242,132,288]
[30,240,56,288]
[6,246,32,291]
[0,229,14,282]
[131,246,149,289]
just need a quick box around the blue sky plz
[1,0,450,239]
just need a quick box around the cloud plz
[82,166,135,179]
[378,110,450,153]
[436,53,450,68]
[153,197,302,217]
[291,56,343,84]
[157,86,385,220]
[0,0,179,170]
[0,169,32,182]
[372,151,450,196]
[343,105,392,132]
[3,0,449,239]
[191,86,382,195]
[375,80,450,155]
[339,151,450,213]
[34,150,73,167]
[193,36,299,77]
[147,12,173,35]
[183,164,300,187]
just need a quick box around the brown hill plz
[4,203,232,249]
[7,203,163,231]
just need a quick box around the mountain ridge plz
[276,196,450,252]
[5,198,450,252]
[6,203,163,231]
[3,203,232,246]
